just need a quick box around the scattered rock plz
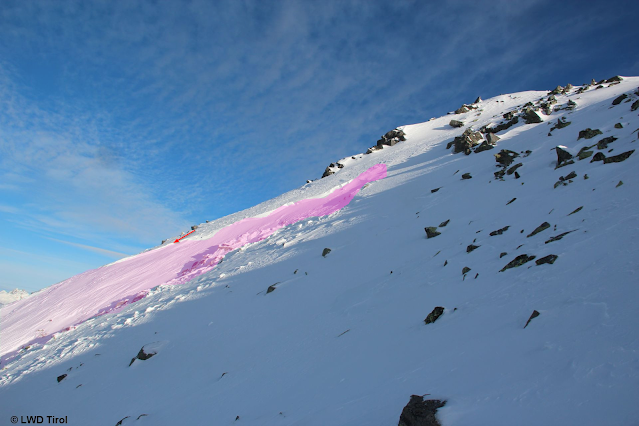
[129,345,157,366]
[455,104,473,114]
[615,123,623,129]
[578,128,602,140]
[57,374,67,383]
[617,180,624,187]
[398,395,446,426]
[461,173,472,179]
[449,119,464,128]
[536,254,558,265]
[597,136,617,150]
[486,133,500,145]
[506,163,523,175]
[524,310,540,329]
[266,284,277,294]
[424,307,445,324]
[495,149,519,167]
[500,254,536,272]
[462,266,471,275]
[577,148,593,160]
[527,222,550,237]
[550,118,571,131]
[490,226,510,236]
[603,150,634,164]
[631,100,639,111]
[474,141,494,153]
[439,219,450,227]
[523,108,543,124]
[500,252,508,258]
[431,187,441,193]
[453,129,484,154]
[590,152,606,162]
[605,76,623,83]
[568,206,583,216]
[322,167,335,178]
[466,244,480,253]
[485,116,519,134]
[545,231,575,244]
[506,197,517,205]
[377,129,406,147]
[550,85,564,95]
[555,146,573,166]
[612,94,627,105]
[474,96,482,104]
[115,417,130,426]
[425,227,441,239]
[322,248,332,257]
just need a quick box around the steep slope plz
[1,77,638,426]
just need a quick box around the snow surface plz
[1,77,638,425]
[0,289,29,306]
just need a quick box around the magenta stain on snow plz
[0,164,386,363]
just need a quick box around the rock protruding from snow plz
[524,310,540,329]
[449,119,464,128]
[129,344,160,366]
[398,395,446,426]
[377,128,406,147]
[452,129,483,155]
[500,254,536,272]
[578,128,603,140]
[424,227,441,239]
[322,248,332,257]
[555,146,573,167]
[424,307,445,324]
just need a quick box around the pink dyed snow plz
[0,164,386,360]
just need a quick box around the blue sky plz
[0,0,637,292]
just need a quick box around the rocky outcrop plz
[597,136,617,150]
[578,128,602,140]
[377,128,406,147]
[398,395,446,426]
[452,129,483,155]
[603,150,634,164]
[425,227,441,239]
[424,307,445,324]
[500,254,536,272]
[523,108,543,124]
[495,149,519,167]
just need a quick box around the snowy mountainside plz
[1,77,638,426]
[0,289,30,306]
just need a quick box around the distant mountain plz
[0,288,30,306]
[1,76,638,426]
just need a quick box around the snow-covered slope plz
[0,289,29,306]
[1,77,638,426]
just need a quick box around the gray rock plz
[191,225,198,231]
[495,149,519,167]
[568,206,583,216]
[603,150,634,164]
[466,244,480,253]
[486,133,500,145]
[506,197,517,205]
[462,266,471,275]
[631,100,639,111]
[129,345,157,366]
[545,231,575,244]
[615,123,623,129]
[536,254,558,265]
[461,173,472,179]
[605,76,623,83]
[322,167,335,178]
[550,85,564,95]
[438,219,450,227]
[490,226,510,236]
[590,152,606,162]
[425,227,441,239]
[322,248,332,257]
[506,163,523,175]
[577,148,593,160]
[424,307,445,324]
[474,96,482,103]
[57,374,67,383]
[578,128,602,140]
[449,120,464,128]
[556,146,573,166]
[500,252,508,258]
[430,187,441,193]
[455,104,471,114]
[523,108,543,124]
[398,395,446,426]
[524,310,540,329]
[453,129,484,155]
[266,284,278,294]
[612,94,627,105]
[474,141,494,153]
[527,222,550,238]
[597,136,617,150]
[500,254,536,272]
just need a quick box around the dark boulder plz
[57,374,67,383]
[527,222,550,238]
[524,310,540,329]
[490,226,510,236]
[424,307,445,324]
[455,104,471,114]
[612,94,627,105]
[597,136,617,150]
[129,345,157,366]
[578,128,602,140]
[590,152,606,162]
[545,231,574,244]
[506,163,523,175]
[523,108,543,124]
[550,85,564,95]
[631,100,639,112]
[495,149,519,167]
[461,173,472,179]
[536,254,558,265]
[322,248,332,257]
[266,284,278,294]
[605,76,623,83]
[438,219,450,227]
[322,167,335,178]
[449,120,464,128]
[556,146,573,166]
[398,395,446,426]
[462,266,471,275]
[603,150,634,164]
[551,118,571,131]
[466,244,480,253]
[615,123,623,129]
[474,96,482,104]
[191,225,198,231]
[577,148,593,160]
[486,116,519,134]
[474,141,494,153]
[425,227,441,239]
[453,129,483,155]
[500,254,536,272]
